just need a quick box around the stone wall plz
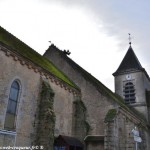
[114,71,149,120]
[51,79,76,137]
[0,131,16,147]
[86,141,104,150]
[0,45,78,147]
[105,108,147,150]
[44,46,118,145]
[0,49,41,146]
[34,80,55,150]
[72,96,88,141]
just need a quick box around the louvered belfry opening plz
[124,82,136,104]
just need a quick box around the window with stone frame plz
[124,82,136,104]
[4,81,20,130]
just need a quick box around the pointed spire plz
[113,45,143,76]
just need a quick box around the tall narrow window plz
[124,82,136,104]
[4,81,20,130]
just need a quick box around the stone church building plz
[0,26,150,150]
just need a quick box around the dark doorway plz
[54,135,83,150]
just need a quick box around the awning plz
[54,135,83,147]
[84,135,104,142]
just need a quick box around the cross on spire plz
[128,33,132,46]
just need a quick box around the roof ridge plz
[47,44,149,126]
[0,26,41,56]
[0,26,79,89]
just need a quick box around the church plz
[0,26,150,150]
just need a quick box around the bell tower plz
[113,42,150,121]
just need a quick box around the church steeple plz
[113,41,150,121]
[113,45,143,76]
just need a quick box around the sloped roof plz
[0,26,78,89]
[46,45,119,99]
[113,46,143,76]
[46,45,149,126]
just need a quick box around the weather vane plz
[128,33,132,45]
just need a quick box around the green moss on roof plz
[53,48,149,125]
[0,26,78,89]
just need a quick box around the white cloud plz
[1,0,150,91]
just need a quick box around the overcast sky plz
[0,0,150,91]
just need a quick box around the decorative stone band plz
[0,45,80,96]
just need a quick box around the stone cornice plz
[118,107,149,130]
[0,44,80,96]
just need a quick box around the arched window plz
[124,82,136,104]
[4,81,20,130]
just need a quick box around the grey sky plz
[0,0,150,91]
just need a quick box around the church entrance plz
[84,135,104,150]
[54,135,83,150]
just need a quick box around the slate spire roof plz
[113,45,143,76]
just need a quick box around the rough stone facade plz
[112,45,150,150]
[44,45,119,149]
[114,71,150,120]
[0,43,79,148]
[44,44,150,150]
[105,107,148,150]
[0,26,150,150]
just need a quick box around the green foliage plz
[0,26,78,89]
[103,88,148,125]
[104,109,117,123]
[40,81,56,122]
[35,80,55,149]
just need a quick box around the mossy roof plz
[0,26,79,89]
[48,45,149,126]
